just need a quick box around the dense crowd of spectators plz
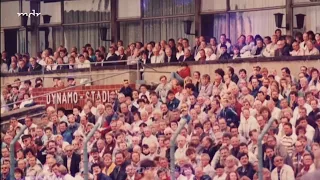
[1,61,320,180]
[1,30,320,74]
[1,28,320,180]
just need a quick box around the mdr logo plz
[17,10,41,18]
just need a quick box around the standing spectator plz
[119,80,133,98]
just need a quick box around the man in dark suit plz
[110,152,128,180]
[164,47,178,63]
[117,46,127,66]
[18,59,29,72]
[193,37,201,58]
[63,145,81,177]
[274,38,290,57]
[29,57,43,72]
[105,46,118,66]
[119,80,133,97]
[178,49,195,62]
[168,39,177,57]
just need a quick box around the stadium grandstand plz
[1,0,320,180]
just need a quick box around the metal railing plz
[257,118,274,180]
[1,71,131,108]
[83,122,101,180]
[170,118,188,180]
[10,125,27,180]
[1,59,133,88]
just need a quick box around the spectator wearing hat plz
[213,164,226,180]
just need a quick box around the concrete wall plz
[1,68,138,89]
[142,58,320,84]
[1,57,319,90]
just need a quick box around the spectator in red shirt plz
[170,62,191,85]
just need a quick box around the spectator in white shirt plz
[217,34,232,55]
[296,117,315,141]
[238,108,259,139]
[213,164,227,180]
[200,153,215,178]
[300,32,309,50]
[205,47,217,61]
[263,35,278,57]
[290,41,305,56]
[150,47,164,64]
[176,43,185,59]
[77,55,91,85]
[240,35,255,57]
[305,41,320,56]
[127,48,140,65]
[175,135,187,162]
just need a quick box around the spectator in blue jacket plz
[119,79,133,98]
[219,97,240,127]
[59,121,73,144]
[167,90,180,111]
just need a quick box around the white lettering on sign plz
[46,90,115,105]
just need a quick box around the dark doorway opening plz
[201,15,214,42]
[4,29,18,58]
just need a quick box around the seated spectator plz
[94,54,105,67]
[232,46,241,59]
[19,93,34,109]
[197,49,207,63]
[305,40,320,56]
[18,59,28,72]
[300,32,309,50]
[117,46,127,65]
[234,35,247,51]
[178,49,194,62]
[274,38,290,57]
[218,44,231,60]
[217,34,232,55]
[250,38,264,57]
[315,33,320,51]
[290,41,305,56]
[45,57,57,71]
[151,47,164,64]
[28,57,42,72]
[164,47,178,63]
[105,46,119,65]
[55,57,68,70]
[240,35,255,57]
[170,62,191,85]
[263,35,278,57]
[176,43,184,60]
[9,61,19,73]
[205,47,217,60]
[77,55,90,69]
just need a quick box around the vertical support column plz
[140,0,144,43]
[286,0,293,35]
[194,0,201,37]
[226,0,231,38]
[110,0,119,43]
[61,0,65,46]
[30,0,40,56]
